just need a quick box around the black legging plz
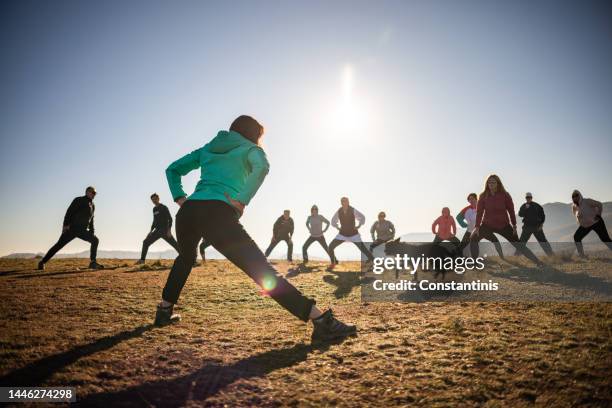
[519,225,554,256]
[42,228,99,263]
[470,224,541,265]
[574,218,612,256]
[140,230,179,260]
[162,200,315,322]
[264,236,293,261]
[302,236,333,262]
[328,238,374,263]
[458,230,504,257]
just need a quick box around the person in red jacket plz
[432,207,460,245]
[470,174,543,266]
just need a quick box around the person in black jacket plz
[38,186,103,270]
[136,193,180,264]
[516,192,554,256]
[264,210,294,261]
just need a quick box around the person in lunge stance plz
[38,186,104,270]
[571,190,611,257]
[370,211,395,250]
[432,207,460,245]
[136,193,180,264]
[198,237,211,264]
[155,115,356,342]
[456,193,504,257]
[470,174,543,267]
[515,192,554,256]
[327,197,374,271]
[302,205,333,264]
[264,210,294,261]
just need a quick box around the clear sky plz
[1,0,611,258]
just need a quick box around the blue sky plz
[1,0,611,258]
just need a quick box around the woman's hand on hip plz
[224,192,245,216]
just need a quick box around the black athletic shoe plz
[37,261,45,271]
[311,309,357,343]
[154,304,181,326]
[89,261,105,270]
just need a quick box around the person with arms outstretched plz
[432,207,460,246]
[571,190,611,257]
[38,186,104,270]
[136,193,180,264]
[156,115,356,342]
[264,210,294,262]
[370,211,395,250]
[456,193,504,257]
[327,197,374,271]
[302,205,333,264]
[470,174,543,266]
[516,192,554,256]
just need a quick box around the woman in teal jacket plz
[156,115,356,343]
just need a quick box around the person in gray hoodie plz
[370,211,395,250]
[572,190,611,257]
[302,205,333,264]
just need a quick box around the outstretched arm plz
[166,148,202,201]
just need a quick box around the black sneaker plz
[37,261,45,271]
[154,304,181,326]
[311,309,357,343]
[89,261,105,269]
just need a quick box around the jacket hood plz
[204,130,256,154]
[572,190,583,203]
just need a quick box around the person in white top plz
[302,205,333,264]
[456,193,503,257]
[327,197,374,270]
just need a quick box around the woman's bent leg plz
[162,202,204,304]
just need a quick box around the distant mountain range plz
[3,201,610,259]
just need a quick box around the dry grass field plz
[0,256,610,407]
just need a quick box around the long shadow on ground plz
[490,266,612,296]
[75,340,340,407]
[0,325,154,387]
[323,270,361,299]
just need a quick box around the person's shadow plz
[323,270,362,299]
[490,266,612,297]
[285,263,318,278]
[0,325,155,387]
[76,340,340,407]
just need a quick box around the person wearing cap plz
[327,197,374,270]
[136,193,180,264]
[370,211,395,250]
[516,192,554,256]
[571,190,611,257]
[264,210,295,261]
[302,205,333,264]
[38,186,104,270]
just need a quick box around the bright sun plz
[324,64,369,135]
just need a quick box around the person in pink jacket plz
[432,207,460,245]
[470,174,543,266]
[572,190,611,257]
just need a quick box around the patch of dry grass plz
[0,257,610,407]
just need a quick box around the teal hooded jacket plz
[166,130,270,210]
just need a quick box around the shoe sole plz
[154,316,181,327]
[312,328,357,344]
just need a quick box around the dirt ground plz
[0,257,610,407]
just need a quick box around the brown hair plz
[230,115,264,145]
[479,174,507,200]
[467,192,477,201]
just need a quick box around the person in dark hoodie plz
[515,192,554,256]
[264,210,294,261]
[38,186,104,270]
[571,190,611,257]
[136,193,180,264]
[156,115,356,343]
